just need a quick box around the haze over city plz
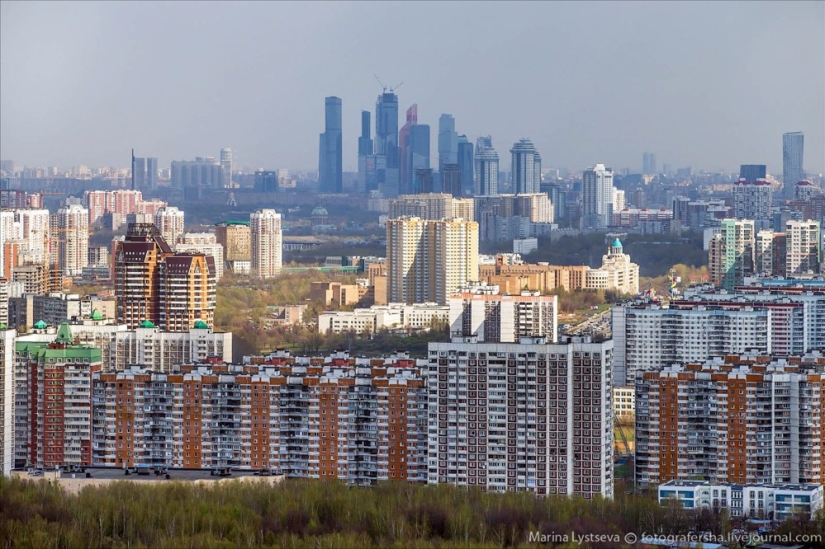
[1,0,823,174]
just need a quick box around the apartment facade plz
[448,286,558,343]
[13,324,102,469]
[91,351,427,484]
[635,353,825,490]
[386,217,479,305]
[250,209,283,278]
[427,337,614,498]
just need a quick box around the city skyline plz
[1,2,823,175]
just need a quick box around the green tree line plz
[2,477,823,549]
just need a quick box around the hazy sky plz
[1,1,823,175]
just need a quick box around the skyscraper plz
[456,136,474,196]
[250,209,282,278]
[440,164,461,197]
[399,105,418,195]
[56,203,89,276]
[642,152,657,174]
[510,138,540,194]
[133,157,146,189]
[475,136,499,196]
[409,123,430,193]
[581,163,615,230]
[318,97,343,193]
[376,91,400,197]
[386,217,479,305]
[739,164,766,183]
[220,148,232,188]
[357,111,375,193]
[783,132,804,199]
[438,114,457,169]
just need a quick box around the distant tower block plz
[227,190,237,207]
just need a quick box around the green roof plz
[193,320,209,329]
[139,320,156,329]
[90,309,104,321]
[0,323,7,330]
[612,238,623,247]
[219,220,250,226]
[34,320,47,330]
[55,323,73,344]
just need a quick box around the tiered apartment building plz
[635,352,825,491]
[427,337,614,498]
[91,351,427,485]
[114,223,216,331]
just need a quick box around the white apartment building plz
[13,209,50,264]
[785,220,821,276]
[733,180,772,225]
[175,234,225,280]
[427,337,614,498]
[112,322,232,372]
[56,203,89,276]
[449,287,558,343]
[250,209,283,278]
[611,294,804,385]
[581,163,614,230]
[153,206,185,246]
[658,480,824,520]
[613,386,635,421]
[0,327,15,475]
[317,302,449,335]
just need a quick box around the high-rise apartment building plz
[56,203,89,277]
[449,286,558,342]
[319,97,343,193]
[782,132,804,199]
[733,180,772,226]
[427,337,614,498]
[91,350,427,483]
[386,217,478,305]
[114,223,215,331]
[15,323,102,469]
[220,148,232,188]
[215,220,251,274]
[388,193,475,222]
[474,136,499,196]
[0,326,15,475]
[708,219,755,290]
[438,114,457,169]
[510,139,541,195]
[635,353,825,490]
[739,164,767,183]
[250,209,282,278]
[175,233,224,280]
[581,164,615,230]
[170,157,222,189]
[785,220,821,276]
[153,206,185,247]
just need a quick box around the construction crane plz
[374,74,403,94]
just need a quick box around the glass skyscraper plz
[318,96,343,193]
[409,124,430,193]
[510,138,541,195]
[457,135,474,196]
[475,136,499,196]
[438,114,457,169]
[783,132,804,199]
[357,111,375,193]
[376,92,400,197]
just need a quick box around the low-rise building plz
[658,480,824,520]
[318,302,449,335]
